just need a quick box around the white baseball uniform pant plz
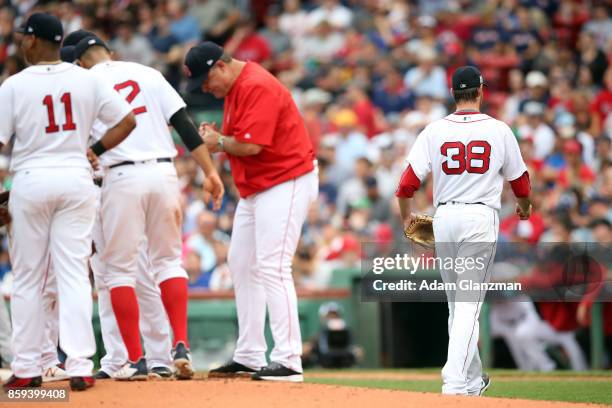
[91,253,173,372]
[41,264,61,370]
[228,170,319,373]
[91,203,173,373]
[100,161,187,289]
[9,168,97,378]
[433,202,498,395]
[513,311,587,371]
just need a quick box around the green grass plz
[306,370,612,405]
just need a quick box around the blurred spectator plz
[259,6,291,56]
[307,0,353,31]
[518,102,555,160]
[372,65,413,115]
[294,20,345,63]
[190,0,238,41]
[403,48,447,101]
[167,0,200,44]
[327,109,368,181]
[185,211,230,277]
[110,20,155,66]
[582,5,612,49]
[225,17,272,67]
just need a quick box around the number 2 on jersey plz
[43,93,76,133]
[441,141,491,175]
[114,80,147,115]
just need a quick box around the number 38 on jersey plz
[441,141,491,175]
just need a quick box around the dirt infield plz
[25,376,607,408]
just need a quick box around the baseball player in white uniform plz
[60,30,175,380]
[0,13,136,391]
[396,66,532,395]
[70,34,223,380]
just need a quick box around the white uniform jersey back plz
[89,61,185,166]
[407,112,527,209]
[0,63,132,172]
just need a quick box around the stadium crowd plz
[0,0,610,367]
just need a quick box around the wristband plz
[217,135,225,152]
[90,140,107,156]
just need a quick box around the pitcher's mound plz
[28,378,604,408]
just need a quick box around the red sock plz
[159,277,189,348]
[110,286,143,362]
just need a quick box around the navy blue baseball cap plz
[452,66,486,91]
[15,13,63,43]
[74,35,109,60]
[184,42,224,92]
[60,30,95,62]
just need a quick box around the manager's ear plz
[450,88,454,98]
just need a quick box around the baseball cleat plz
[149,366,173,379]
[208,360,258,379]
[93,370,112,380]
[114,357,148,381]
[70,376,95,391]
[43,364,69,382]
[251,362,303,383]
[479,374,491,395]
[172,342,194,380]
[3,375,43,390]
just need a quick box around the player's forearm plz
[94,112,136,153]
[221,136,262,156]
[398,197,411,222]
[191,144,217,176]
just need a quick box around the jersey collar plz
[453,110,481,115]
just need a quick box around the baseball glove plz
[0,191,10,227]
[404,214,434,247]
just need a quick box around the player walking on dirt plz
[395,66,532,395]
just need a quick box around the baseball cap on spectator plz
[555,112,576,138]
[524,101,545,116]
[15,13,63,44]
[331,109,358,128]
[302,88,332,107]
[418,15,437,28]
[452,66,485,91]
[563,139,582,154]
[184,42,224,92]
[374,224,393,244]
[525,71,548,88]
[61,29,94,62]
[320,135,339,149]
[73,35,109,60]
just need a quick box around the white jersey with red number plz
[89,61,186,166]
[406,112,527,210]
[0,63,132,172]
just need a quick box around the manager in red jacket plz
[184,42,318,382]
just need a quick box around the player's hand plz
[402,213,416,231]
[199,123,219,153]
[87,148,100,171]
[515,201,532,220]
[203,171,224,211]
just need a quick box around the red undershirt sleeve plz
[509,171,531,198]
[395,165,422,198]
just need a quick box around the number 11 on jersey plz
[43,93,76,133]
